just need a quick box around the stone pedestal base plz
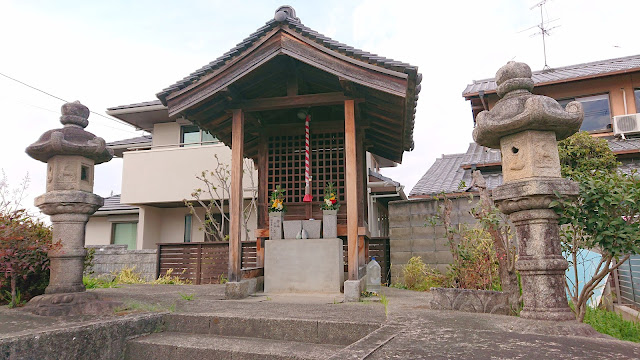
[494,178,579,322]
[516,256,575,321]
[24,291,121,316]
[265,238,343,293]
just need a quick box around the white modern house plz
[85,100,405,250]
[85,100,258,250]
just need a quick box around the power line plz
[0,71,137,129]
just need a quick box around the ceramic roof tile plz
[96,195,138,213]
[463,54,640,97]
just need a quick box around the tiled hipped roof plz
[95,195,138,213]
[463,54,640,97]
[155,11,420,151]
[410,139,640,197]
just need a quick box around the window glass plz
[184,214,192,243]
[201,131,218,144]
[112,223,137,250]
[181,125,200,147]
[578,94,611,131]
[557,94,611,132]
[634,89,640,113]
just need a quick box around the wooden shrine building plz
[156,6,421,295]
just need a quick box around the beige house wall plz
[121,143,257,205]
[86,202,257,250]
[152,122,181,146]
[86,216,112,246]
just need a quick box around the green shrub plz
[0,210,55,306]
[402,256,427,290]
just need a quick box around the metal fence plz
[617,255,640,306]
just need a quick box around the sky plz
[2,0,640,216]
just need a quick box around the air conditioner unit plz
[613,113,640,136]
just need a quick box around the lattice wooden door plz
[267,131,345,220]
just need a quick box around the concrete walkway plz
[1,285,640,359]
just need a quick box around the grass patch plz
[83,275,120,289]
[380,294,389,317]
[84,267,191,289]
[179,293,195,301]
[583,306,640,342]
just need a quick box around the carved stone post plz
[473,62,584,321]
[24,101,117,316]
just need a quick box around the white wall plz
[85,216,111,246]
[130,202,256,249]
[121,144,257,205]
[152,122,180,146]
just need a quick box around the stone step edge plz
[162,312,381,345]
[327,324,405,360]
[125,331,343,360]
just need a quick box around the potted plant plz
[268,186,286,240]
[321,182,340,238]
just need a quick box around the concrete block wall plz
[388,197,477,283]
[86,245,157,281]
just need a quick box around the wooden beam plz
[345,99,359,281]
[228,109,244,283]
[235,92,358,112]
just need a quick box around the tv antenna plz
[520,0,560,71]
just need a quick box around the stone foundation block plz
[25,291,122,316]
[283,220,302,239]
[225,278,260,299]
[302,219,322,238]
[429,288,510,315]
[344,279,362,302]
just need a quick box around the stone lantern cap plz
[473,61,584,149]
[26,101,113,164]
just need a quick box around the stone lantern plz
[473,62,584,321]
[24,101,116,316]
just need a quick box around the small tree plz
[184,155,257,242]
[470,170,520,312]
[0,171,56,307]
[552,132,640,322]
[0,210,54,307]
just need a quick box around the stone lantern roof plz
[26,101,113,164]
[473,62,584,149]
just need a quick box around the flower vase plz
[322,209,338,238]
[269,212,283,240]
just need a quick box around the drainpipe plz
[622,88,628,115]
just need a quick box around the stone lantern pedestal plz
[24,101,120,316]
[473,62,584,321]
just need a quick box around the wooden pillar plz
[229,109,244,283]
[345,100,359,280]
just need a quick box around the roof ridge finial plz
[274,5,299,22]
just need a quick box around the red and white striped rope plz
[305,114,310,185]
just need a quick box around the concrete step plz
[125,332,343,360]
[162,313,379,346]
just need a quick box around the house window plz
[184,214,192,243]
[558,94,611,132]
[634,89,640,113]
[181,125,219,147]
[111,222,137,250]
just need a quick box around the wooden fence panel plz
[342,237,390,284]
[158,242,258,285]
